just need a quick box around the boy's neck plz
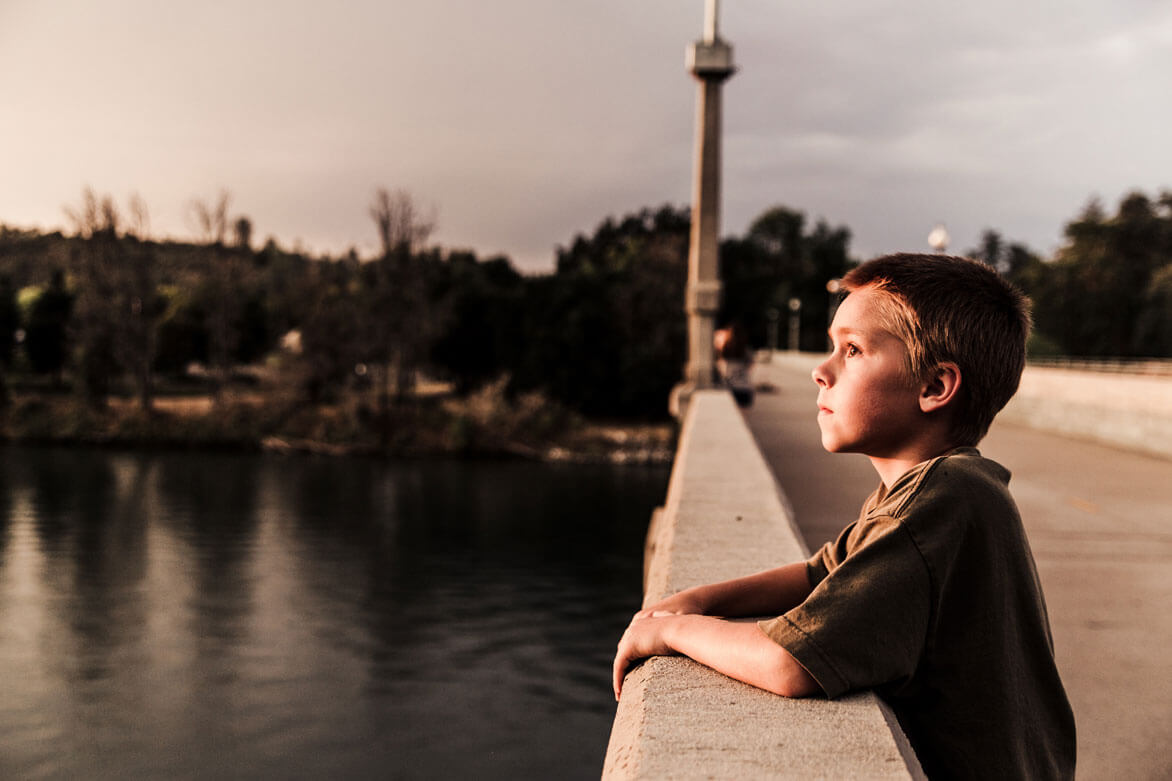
[868,436,959,489]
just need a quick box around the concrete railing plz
[764,351,1172,460]
[603,390,924,779]
[1000,364,1172,460]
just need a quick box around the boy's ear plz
[919,362,962,413]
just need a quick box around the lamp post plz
[928,224,950,254]
[671,0,737,417]
[787,297,801,352]
[766,307,779,361]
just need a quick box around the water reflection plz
[0,445,666,779]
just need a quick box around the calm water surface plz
[0,445,668,779]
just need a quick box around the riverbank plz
[0,384,677,465]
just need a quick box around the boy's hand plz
[633,590,706,621]
[612,615,679,701]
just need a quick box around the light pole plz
[928,224,950,254]
[671,0,737,417]
[787,297,801,352]
[766,307,779,361]
[826,278,842,349]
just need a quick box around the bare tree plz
[187,189,232,246]
[64,187,124,409]
[128,193,151,239]
[365,188,438,423]
[63,188,162,412]
[189,190,246,400]
[369,187,436,256]
[65,187,121,239]
[120,194,160,412]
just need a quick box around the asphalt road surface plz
[742,357,1172,780]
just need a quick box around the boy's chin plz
[819,435,847,453]
[819,432,861,454]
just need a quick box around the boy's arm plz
[613,613,820,700]
[636,561,814,619]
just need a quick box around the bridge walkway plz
[742,355,1172,780]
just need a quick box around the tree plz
[24,269,74,382]
[720,205,854,352]
[117,198,163,412]
[968,229,1006,272]
[1135,265,1172,356]
[513,205,689,418]
[64,188,124,409]
[363,188,440,416]
[0,274,17,408]
[296,259,364,403]
[233,216,253,252]
[1033,192,1172,357]
[369,188,435,257]
[62,188,163,411]
[188,190,250,398]
[429,251,524,394]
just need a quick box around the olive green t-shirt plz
[759,448,1076,780]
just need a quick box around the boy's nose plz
[812,358,830,387]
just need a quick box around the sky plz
[1,0,1170,271]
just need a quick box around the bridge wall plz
[602,390,924,779]
[765,351,1172,460]
[1000,365,1172,459]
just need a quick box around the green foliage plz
[154,286,207,374]
[4,185,1172,438]
[720,206,854,351]
[0,274,19,368]
[511,205,689,418]
[1134,264,1172,356]
[296,261,365,403]
[1014,191,1172,358]
[23,270,73,377]
[430,252,524,393]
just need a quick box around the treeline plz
[994,191,1172,358]
[0,190,691,421]
[718,190,1172,361]
[0,186,1168,430]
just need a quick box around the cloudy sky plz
[1,1,1169,270]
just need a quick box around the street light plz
[787,297,801,352]
[928,224,950,253]
[826,278,843,349]
[766,307,779,361]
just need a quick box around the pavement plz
[742,356,1172,781]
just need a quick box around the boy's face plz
[812,286,925,458]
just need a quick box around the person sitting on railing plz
[614,253,1076,781]
[713,322,753,407]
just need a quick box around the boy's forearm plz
[687,561,814,618]
[664,614,819,698]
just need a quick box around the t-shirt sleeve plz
[758,518,931,699]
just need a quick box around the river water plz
[0,445,669,779]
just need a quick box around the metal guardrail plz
[1027,357,1172,376]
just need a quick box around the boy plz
[613,254,1076,779]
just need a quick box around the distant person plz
[615,254,1075,779]
[713,323,753,407]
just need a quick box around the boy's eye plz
[845,344,861,357]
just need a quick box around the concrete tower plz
[673,0,736,416]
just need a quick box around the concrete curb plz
[603,390,923,779]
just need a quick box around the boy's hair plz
[842,253,1032,446]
